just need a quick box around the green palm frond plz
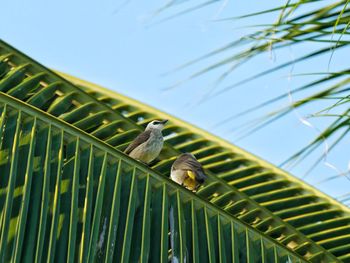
[0,93,309,262]
[0,40,312,262]
[1,36,350,260]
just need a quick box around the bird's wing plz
[173,154,207,181]
[173,154,201,170]
[124,130,151,154]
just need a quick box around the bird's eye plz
[153,121,160,125]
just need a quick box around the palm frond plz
[161,0,350,176]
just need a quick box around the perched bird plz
[170,153,207,191]
[124,119,168,164]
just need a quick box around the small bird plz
[124,119,168,164]
[170,153,207,191]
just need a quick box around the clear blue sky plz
[1,0,349,202]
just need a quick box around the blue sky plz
[1,0,349,201]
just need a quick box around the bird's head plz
[145,119,168,131]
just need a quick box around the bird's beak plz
[160,119,168,125]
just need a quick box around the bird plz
[170,153,207,191]
[124,119,168,164]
